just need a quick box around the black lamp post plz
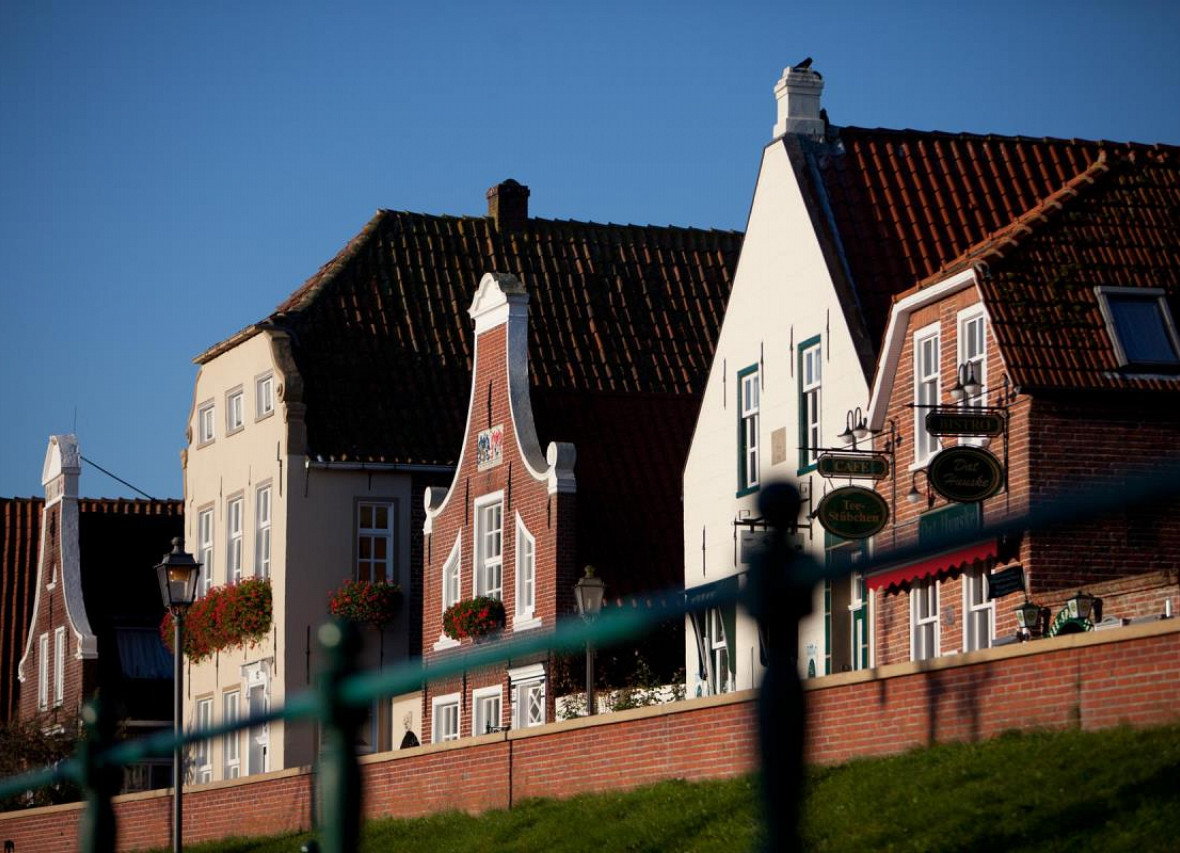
[573,566,605,716]
[155,537,201,853]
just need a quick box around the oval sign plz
[928,446,1004,503]
[816,486,889,540]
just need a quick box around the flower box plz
[328,578,402,626]
[442,596,506,641]
[160,578,272,663]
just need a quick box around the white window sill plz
[226,425,245,437]
[254,410,275,424]
[432,635,460,652]
[513,615,542,632]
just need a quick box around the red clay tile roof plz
[812,127,1176,346]
[236,210,741,466]
[1,497,42,722]
[956,151,1180,391]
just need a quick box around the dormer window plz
[1096,287,1180,370]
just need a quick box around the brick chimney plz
[487,179,530,233]
[773,63,825,139]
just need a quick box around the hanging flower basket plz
[442,596,506,641]
[160,578,272,663]
[329,578,402,626]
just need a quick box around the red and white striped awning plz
[865,539,997,593]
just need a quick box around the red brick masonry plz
[3,620,1177,851]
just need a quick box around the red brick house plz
[421,273,578,740]
[15,435,183,789]
[863,151,1180,664]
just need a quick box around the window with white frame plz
[195,698,213,783]
[707,607,732,694]
[37,633,48,710]
[226,388,245,434]
[198,507,214,595]
[198,402,215,445]
[515,514,535,620]
[1095,286,1180,369]
[223,690,241,779]
[441,534,461,612]
[357,501,395,583]
[472,686,503,736]
[53,627,65,707]
[738,366,760,493]
[513,678,546,729]
[431,694,460,743]
[799,338,822,469]
[958,309,987,407]
[227,497,244,583]
[914,325,941,463]
[255,485,271,579]
[474,494,503,600]
[255,372,275,419]
[964,569,994,652]
[911,578,939,661]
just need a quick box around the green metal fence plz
[2,468,1178,852]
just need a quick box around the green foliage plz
[160,578,272,662]
[0,717,80,809]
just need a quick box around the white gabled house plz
[684,64,877,694]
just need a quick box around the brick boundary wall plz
[3,620,1177,852]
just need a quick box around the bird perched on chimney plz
[793,57,813,71]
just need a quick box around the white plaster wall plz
[283,461,414,766]
[683,140,872,690]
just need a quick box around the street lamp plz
[155,537,201,853]
[573,566,605,716]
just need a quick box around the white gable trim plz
[425,273,575,533]
[867,268,979,431]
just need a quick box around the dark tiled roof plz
[1,497,42,722]
[533,390,700,596]
[241,210,742,466]
[78,498,184,722]
[957,151,1180,391]
[813,127,1175,345]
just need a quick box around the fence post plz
[750,483,806,853]
[77,698,117,853]
[314,620,365,853]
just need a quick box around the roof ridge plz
[904,153,1115,295]
[837,125,1180,152]
[375,207,742,236]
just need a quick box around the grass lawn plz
[154,723,1180,852]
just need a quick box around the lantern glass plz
[155,537,202,612]
[574,568,605,618]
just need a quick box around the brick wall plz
[3,620,1177,852]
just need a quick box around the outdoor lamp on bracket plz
[1066,590,1100,622]
[907,470,933,508]
[1015,598,1043,640]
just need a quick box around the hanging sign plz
[986,565,1025,600]
[817,453,891,480]
[816,486,889,540]
[928,446,1004,502]
[925,410,1005,437]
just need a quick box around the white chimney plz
[773,63,825,139]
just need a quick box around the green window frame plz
[797,335,822,473]
[736,364,760,497]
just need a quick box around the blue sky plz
[2,1,1178,500]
